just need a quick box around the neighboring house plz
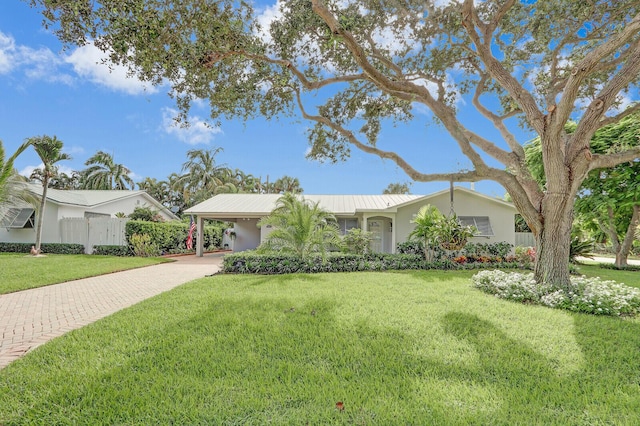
[184,187,517,256]
[0,184,177,252]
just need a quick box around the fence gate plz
[60,218,128,253]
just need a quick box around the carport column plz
[391,214,397,254]
[196,215,204,257]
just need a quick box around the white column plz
[391,214,397,254]
[196,216,204,257]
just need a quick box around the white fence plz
[60,218,128,254]
[515,232,535,247]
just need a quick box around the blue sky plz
[0,1,530,198]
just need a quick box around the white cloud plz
[19,163,76,179]
[0,30,72,84]
[0,31,17,74]
[254,2,283,45]
[161,107,222,145]
[65,42,158,95]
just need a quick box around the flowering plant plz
[472,270,640,316]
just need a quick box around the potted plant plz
[435,214,477,251]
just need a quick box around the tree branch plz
[461,0,546,135]
[555,12,640,127]
[589,147,640,171]
[599,103,640,127]
[472,74,525,158]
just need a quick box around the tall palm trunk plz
[34,176,49,253]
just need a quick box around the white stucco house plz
[184,186,517,256]
[1,184,177,251]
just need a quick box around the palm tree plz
[176,147,231,206]
[138,177,172,206]
[272,175,303,194]
[80,151,135,190]
[30,166,80,189]
[258,193,342,260]
[0,139,33,218]
[408,204,443,261]
[30,135,72,253]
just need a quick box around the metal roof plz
[184,188,516,218]
[185,194,425,216]
[23,184,178,219]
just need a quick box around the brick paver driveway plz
[0,254,222,369]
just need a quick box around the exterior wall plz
[234,219,261,252]
[396,191,516,247]
[0,201,59,244]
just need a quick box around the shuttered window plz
[459,216,494,236]
[0,208,35,228]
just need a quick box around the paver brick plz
[0,254,222,369]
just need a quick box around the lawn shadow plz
[429,311,640,424]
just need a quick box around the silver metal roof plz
[185,194,424,216]
[184,187,516,217]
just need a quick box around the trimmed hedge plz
[0,242,85,254]
[125,220,224,254]
[222,251,524,274]
[598,263,640,272]
[93,245,132,256]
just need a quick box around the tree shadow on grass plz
[430,311,640,424]
[4,296,640,425]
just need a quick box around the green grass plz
[0,253,169,294]
[1,270,639,424]
[574,263,640,288]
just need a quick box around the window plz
[0,208,35,229]
[459,216,494,236]
[337,218,358,235]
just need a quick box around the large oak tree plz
[28,0,640,287]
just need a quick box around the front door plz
[368,220,383,253]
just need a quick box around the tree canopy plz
[27,0,640,286]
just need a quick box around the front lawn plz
[575,263,640,288]
[1,271,638,424]
[0,253,169,294]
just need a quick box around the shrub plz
[93,245,132,256]
[128,206,164,222]
[472,270,640,317]
[125,220,223,254]
[396,241,424,255]
[598,263,640,272]
[342,228,373,255]
[464,242,513,259]
[569,236,594,263]
[129,233,161,257]
[223,252,523,274]
[514,246,536,264]
[0,242,84,254]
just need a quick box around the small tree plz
[258,193,342,260]
[408,205,442,261]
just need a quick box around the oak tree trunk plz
[533,193,574,289]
